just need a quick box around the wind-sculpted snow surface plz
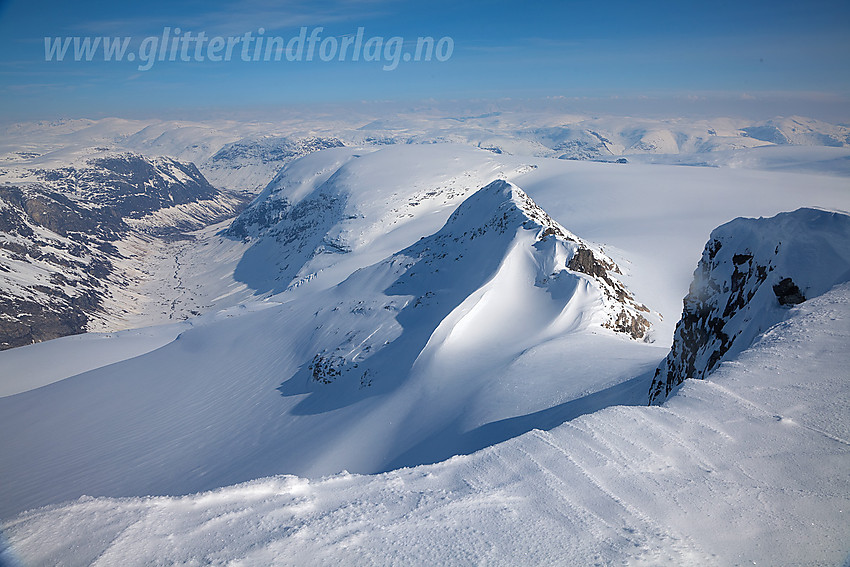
[4,283,848,566]
[3,125,850,565]
[649,208,850,403]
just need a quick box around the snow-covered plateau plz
[0,113,849,566]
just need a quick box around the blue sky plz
[0,0,848,121]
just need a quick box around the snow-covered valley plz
[1,113,849,565]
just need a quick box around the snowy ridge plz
[649,207,850,403]
[4,282,848,566]
[411,179,652,340]
[298,179,652,393]
[220,144,531,299]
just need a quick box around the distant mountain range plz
[3,113,848,194]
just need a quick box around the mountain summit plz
[296,179,653,398]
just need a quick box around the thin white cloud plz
[67,0,397,37]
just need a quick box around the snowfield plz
[1,114,850,565]
[2,283,848,566]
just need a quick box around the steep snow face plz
[219,147,362,294]
[649,208,850,403]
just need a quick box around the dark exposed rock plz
[647,241,770,403]
[773,278,805,305]
[224,196,292,240]
[309,353,345,384]
[604,309,651,339]
[0,295,89,350]
[568,247,609,279]
[564,244,649,339]
[648,237,777,403]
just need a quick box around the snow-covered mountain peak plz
[441,179,654,339]
[220,145,538,299]
[440,178,575,240]
[299,179,654,397]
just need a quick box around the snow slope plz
[168,143,850,342]
[0,176,666,520]
[1,142,848,519]
[3,281,848,566]
[0,322,190,397]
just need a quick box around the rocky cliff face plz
[0,153,248,350]
[649,208,850,404]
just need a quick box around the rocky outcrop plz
[773,278,805,305]
[649,208,850,404]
